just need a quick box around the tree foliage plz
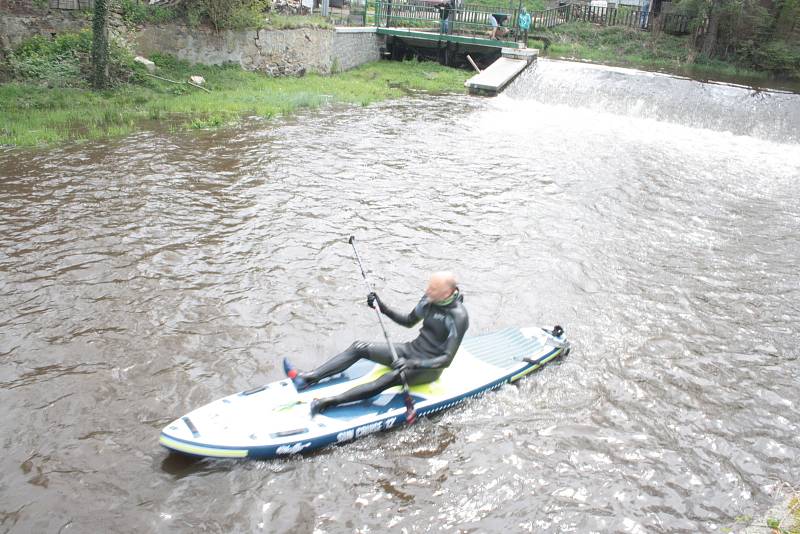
[672,0,800,77]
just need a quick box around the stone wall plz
[132,24,382,75]
[0,10,90,50]
[331,27,382,72]
[0,7,383,74]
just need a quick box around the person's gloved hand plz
[367,292,380,309]
[392,358,421,372]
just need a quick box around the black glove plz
[367,292,380,309]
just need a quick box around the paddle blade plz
[404,395,417,425]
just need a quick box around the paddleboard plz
[159,325,570,459]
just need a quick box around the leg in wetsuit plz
[300,341,442,413]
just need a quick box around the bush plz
[202,0,269,31]
[4,30,138,87]
[119,0,181,25]
[751,39,800,78]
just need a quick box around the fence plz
[555,4,694,33]
[373,0,523,37]
[49,0,93,8]
[369,0,695,36]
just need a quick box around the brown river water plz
[1,59,799,533]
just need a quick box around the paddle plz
[348,236,417,425]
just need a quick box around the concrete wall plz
[131,25,382,76]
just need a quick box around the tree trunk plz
[774,0,799,39]
[92,0,109,90]
[700,0,721,59]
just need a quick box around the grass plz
[263,14,333,29]
[118,0,333,31]
[529,22,772,84]
[775,494,800,534]
[723,488,800,534]
[0,56,469,147]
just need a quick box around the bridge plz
[370,0,525,69]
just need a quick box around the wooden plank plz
[465,49,537,96]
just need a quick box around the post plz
[466,54,481,72]
[322,0,329,17]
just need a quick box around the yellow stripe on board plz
[159,435,248,458]
[510,349,562,382]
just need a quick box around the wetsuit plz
[306,291,469,412]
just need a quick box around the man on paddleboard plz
[283,271,469,416]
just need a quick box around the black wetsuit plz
[306,291,469,412]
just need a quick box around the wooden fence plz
[531,3,694,34]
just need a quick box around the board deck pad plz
[159,326,569,459]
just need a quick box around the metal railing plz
[372,0,520,39]
[364,1,694,37]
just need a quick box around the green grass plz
[531,22,771,84]
[762,495,800,534]
[0,57,469,147]
[118,0,333,30]
[724,494,800,534]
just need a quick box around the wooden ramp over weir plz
[465,47,538,96]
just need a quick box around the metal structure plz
[368,0,523,67]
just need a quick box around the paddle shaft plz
[348,237,414,399]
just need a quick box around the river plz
[1,59,799,533]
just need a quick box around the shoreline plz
[0,58,470,148]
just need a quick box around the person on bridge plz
[283,271,469,416]
[488,13,510,40]
[437,0,455,34]
[518,7,531,44]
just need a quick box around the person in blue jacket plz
[518,7,532,44]
[283,272,469,416]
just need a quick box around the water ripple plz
[1,61,800,533]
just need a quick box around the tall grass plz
[0,57,469,147]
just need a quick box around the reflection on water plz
[1,59,799,533]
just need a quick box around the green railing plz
[372,0,520,39]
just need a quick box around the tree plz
[92,0,109,89]
[774,0,800,39]
[700,0,723,58]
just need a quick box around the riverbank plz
[531,22,800,91]
[0,54,468,147]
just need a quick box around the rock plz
[189,75,206,85]
[134,56,156,73]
